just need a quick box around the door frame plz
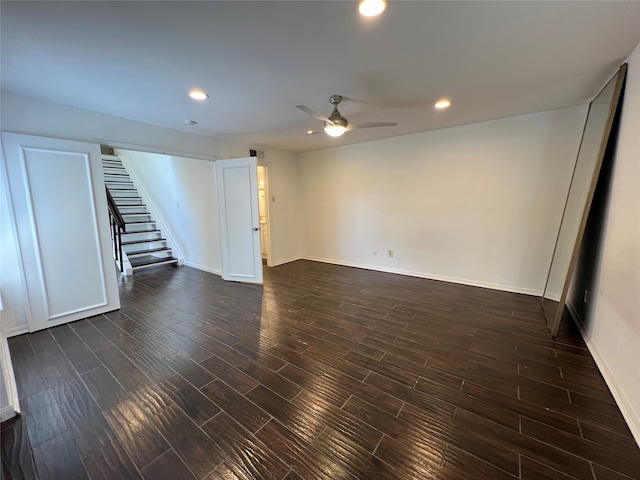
[257,164,273,267]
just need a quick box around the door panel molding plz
[21,147,107,321]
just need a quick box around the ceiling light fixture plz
[189,90,209,100]
[359,0,387,17]
[435,99,451,109]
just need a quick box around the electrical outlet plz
[388,249,394,257]
[584,289,589,303]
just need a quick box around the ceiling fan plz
[296,95,397,137]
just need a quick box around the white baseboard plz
[185,258,305,276]
[545,292,562,302]
[3,325,29,338]
[184,261,222,277]
[0,405,16,422]
[269,255,303,267]
[301,256,542,297]
[566,302,640,447]
[565,300,584,331]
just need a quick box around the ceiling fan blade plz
[350,121,398,130]
[296,104,334,124]
[306,129,322,135]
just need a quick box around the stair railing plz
[105,187,126,272]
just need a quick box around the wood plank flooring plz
[2,260,639,479]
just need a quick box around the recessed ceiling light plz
[189,90,209,100]
[307,130,314,135]
[359,0,386,17]
[185,120,197,125]
[435,99,451,109]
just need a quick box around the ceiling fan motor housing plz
[325,115,348,129]
[329,94,343,106]
[327,95,348,128]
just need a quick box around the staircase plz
[102,155,178,273]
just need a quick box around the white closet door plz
[2,133,120,332]
[216,157,263,284]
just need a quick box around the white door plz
[2,133,120,332]
[215,157,263,284]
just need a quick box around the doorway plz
[257,166,270,265]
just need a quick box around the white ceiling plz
[2,1,640,153]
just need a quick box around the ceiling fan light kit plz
[297,94,397,138]
[324,124,347,137]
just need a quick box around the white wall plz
[119,151,222,274]
[300,106,587,295]
[568,44,640,444]
[266,155,302,265]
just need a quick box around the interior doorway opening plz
[257,165,270,265]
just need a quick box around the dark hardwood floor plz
[2,260,639,479]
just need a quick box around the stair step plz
[119,207,148,214]
[130,257,179,270]
[126,247,172,259]
[121,238,167,247]
[125,221,156,226]
[121,229,162,236]
[110,191,139,198]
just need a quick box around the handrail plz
[106,187,126,232]
[106,187,126,272]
